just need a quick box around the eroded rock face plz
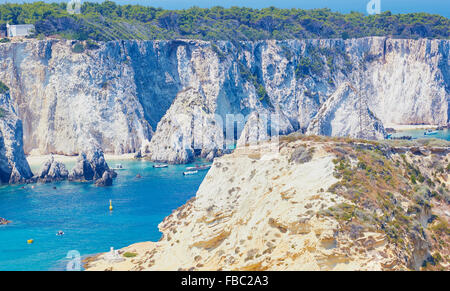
[145,87,231,164]
[37,156,69,182]
[0,38,448,163]
[0,92,33,184]
[94,170,114,187]
[306,82,386,140]
[69,149,116,186]
[69,153,93,181]
[0,217,11,225]
[84,137,450,271]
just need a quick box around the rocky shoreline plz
[33,149,118,186]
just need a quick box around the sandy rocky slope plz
[85,135,450,271]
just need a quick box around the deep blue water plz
[0,160,207,271]
[390,129,450,141]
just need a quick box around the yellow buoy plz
[27,239,33,244]
[109,200,113,211]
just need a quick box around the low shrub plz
[71,43,85,53]
[123,252,138,258]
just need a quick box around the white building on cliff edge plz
[6,23,35,37]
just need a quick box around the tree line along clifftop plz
[0,1,448,41]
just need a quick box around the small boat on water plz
[111,163,125,170]
[183,170,198,176]
[186,164,211,171]
[424,129,438,136]
[153,164,168,168]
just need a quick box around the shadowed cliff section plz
[124,41,183,130]
[0,92,33,184]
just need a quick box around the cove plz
[0,159,207,271]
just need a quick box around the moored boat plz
[153,164,168,168]
[183,170,198,176]
[424,129,438,135]
[186,164,211,171]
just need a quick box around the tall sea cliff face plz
[0,92,33,184]
[0,37,448,163]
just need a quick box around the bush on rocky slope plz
[318,138,449,270]
[0,81,9,94]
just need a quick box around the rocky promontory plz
[85,136,450,271]
[68,149,117,186]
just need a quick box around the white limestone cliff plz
[306,82,386,140]
[0,92,33,184]
[0,37,447,163]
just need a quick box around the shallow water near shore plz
[390,129,450,141]
[0,160,207,271]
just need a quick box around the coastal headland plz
[84,135,450,271]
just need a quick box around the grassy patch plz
[430,218,450,235]
[323,143,448,252]
[122,252,138,258]
[71,43,85,53]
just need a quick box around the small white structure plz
[6,23,35,37]
[103,247,125,263]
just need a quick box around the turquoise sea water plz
[390,129,450,141]
[0,160,207,271]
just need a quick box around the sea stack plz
[37,156,69,183]
[69,149,117,186]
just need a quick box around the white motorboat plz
[186,164,211,171]
[153,164,169,168]
[424,129,438,135]
[183,170,198,176]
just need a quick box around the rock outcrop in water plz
[0,38,448,163]
[0,217,11,225]
[0,92,33,184]
[69,149,116,186]
[37,156,69,183]
[84,136,450,271]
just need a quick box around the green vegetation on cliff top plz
[0,1,448,41]
[0,81,9,94]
